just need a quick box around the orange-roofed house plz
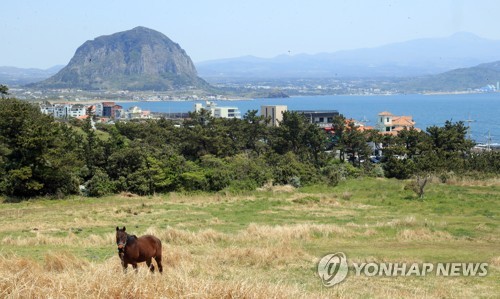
[377,111,418,135]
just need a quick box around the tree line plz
[1,96,498,199]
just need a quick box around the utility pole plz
[486,130,492,151]
[464,114,475,140]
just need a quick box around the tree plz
[396,128,428,159]
[85,168,114,197]
[425,121,474,173]
[0,85,8,98]
[270,111,328,166]
[0,98,83,197]
[339,120,371,166]
[82,107,101,178]
[242,110,269,154]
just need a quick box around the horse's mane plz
[127,234,138,243]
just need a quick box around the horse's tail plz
[156,236,162,256]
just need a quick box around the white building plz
[194,101,241,119]
[53,104,69,118]
[377,111,417,135]
[94,103,104,117]
[40,103,87,119]
[40,104,55,116]
[127,106,143,119]
[67,104,86,118]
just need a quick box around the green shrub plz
[383,157,416,179]
[85,169,115,197]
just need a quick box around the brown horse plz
[115,226,163,273]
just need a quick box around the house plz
[377,111,418,135]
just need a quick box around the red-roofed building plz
[377,111,419,135]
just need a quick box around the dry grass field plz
[0,177,498,298]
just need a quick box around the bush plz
[321,164,341,186]
[321,162,363,186]
[200,155,232,191]
[267,152,320,186]
[225,179,259,192]
[370,164,385,178]
[179,171,209,191]
[403,174,430,199]
[383,157,416,179]
[85,169,114,197]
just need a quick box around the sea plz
[118,93,500,144]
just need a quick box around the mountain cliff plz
[37,27,208,90]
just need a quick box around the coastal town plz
[38,99,416,132]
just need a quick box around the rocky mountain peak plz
[37,27,208,90]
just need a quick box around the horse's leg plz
[146,258,155,273]
[132,262,138,273]
[154,254,163,274]
[122,261,128,274]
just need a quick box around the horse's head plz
[116,226,127,249]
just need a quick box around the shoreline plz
[43,91,497,104]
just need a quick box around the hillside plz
[35,27,209,91]
[398,61,500,92]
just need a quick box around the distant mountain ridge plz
[0,65,63,86]
[196,32,500,79]
[35,26,209,90]
[4,31,500,91]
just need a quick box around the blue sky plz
[2,0,499,68]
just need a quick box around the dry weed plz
[397,228,453,241]
[490,256,500,267]
[145,226,226,245]
[243,223,353,241]
[44,252,89,272]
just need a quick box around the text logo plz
[317,252,348,287]
[317,252,489,287]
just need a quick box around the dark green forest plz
[1,96,499,199]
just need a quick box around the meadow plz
[0,177,498,298]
